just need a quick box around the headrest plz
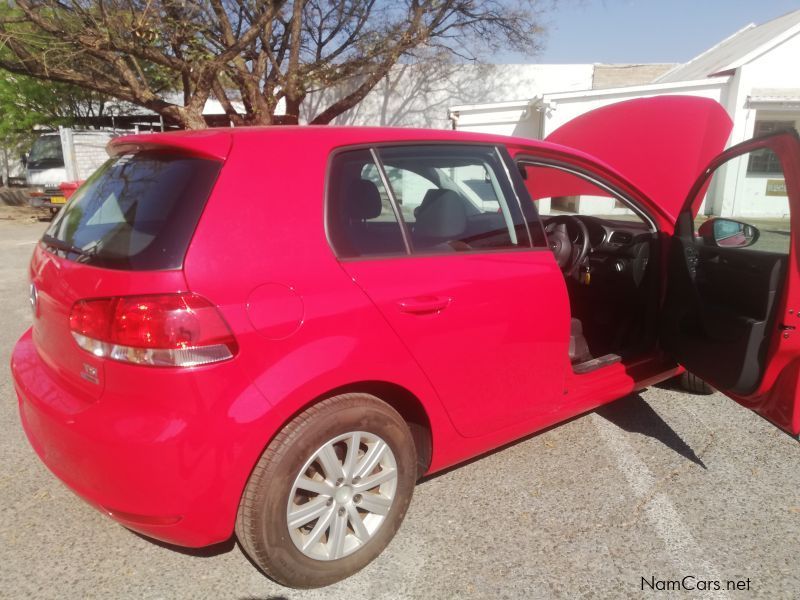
[414,190,467,240]
[345,179,382,221]
[415,188,447,218]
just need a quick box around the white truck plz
[26,128,115,214]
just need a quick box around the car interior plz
[520,162,661,374]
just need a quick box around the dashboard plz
[542,214,655,288]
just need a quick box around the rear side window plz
[327,144,536,258]
[327,149,407,258]
[44,152,221,270]
[377,145,530,253]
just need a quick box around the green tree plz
[0,70,112,185]
[0,71,108,145]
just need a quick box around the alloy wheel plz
[286,431,398,561]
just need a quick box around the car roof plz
[110,125,590,163]
[108,125,658,218]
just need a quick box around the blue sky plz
[502,0,800,63]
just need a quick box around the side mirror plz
[20,153,28,167]
[697,218,760,249]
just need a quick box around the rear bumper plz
[11,327,272,547]
[29,196,65,209]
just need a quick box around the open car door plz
[662,130,800,438]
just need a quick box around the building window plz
[747,121,795,174]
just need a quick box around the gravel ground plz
[1,219,799,599]
[0,187,44,223]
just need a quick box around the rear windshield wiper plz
[41,234,97,258]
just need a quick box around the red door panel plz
[341,251,568,438]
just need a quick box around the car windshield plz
[44,151,221,270]
[28,135,64,169]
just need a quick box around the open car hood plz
[545,96,733,222]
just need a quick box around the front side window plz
[520,162,649,225]
[376,145,530,253]
[698,146,790,254]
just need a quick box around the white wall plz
[325,64,595,130]
[712,32,800,217]
[71,131,114,180]
[451,42,800,219]
[451,100,539,137]
[1,145,25,185]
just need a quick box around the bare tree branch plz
[0,0,551,128]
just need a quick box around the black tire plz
[235,393,417,588]
[680,371,714,395]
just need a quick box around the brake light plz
[69,293,237,367]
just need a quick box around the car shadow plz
[652,376,683,391]
[130,530,236,557]
[420,390,706,487]
[595,393,706,469]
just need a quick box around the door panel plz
[342,252,569,438]
[663,130,800,437]
[329,143,569,438]
[664,239,786,394]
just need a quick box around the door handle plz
[397,295,451,314]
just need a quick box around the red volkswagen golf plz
[11,96,800,588]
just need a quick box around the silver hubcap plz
[287,431,398,561]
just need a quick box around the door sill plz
[572,353,622,375]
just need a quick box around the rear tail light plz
[69,293,237,367]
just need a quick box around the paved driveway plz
[1,219,799,599]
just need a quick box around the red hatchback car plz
[11,97,800,588]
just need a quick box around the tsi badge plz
[81,363,100,385]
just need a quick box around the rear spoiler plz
[108,130,233,162]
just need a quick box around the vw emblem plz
[29,283,38,316]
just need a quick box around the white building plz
[450,10,800,218]
[325,62,674,130]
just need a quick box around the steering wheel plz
[544,215,591,276]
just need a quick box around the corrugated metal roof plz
[656,9,800,83]
[591,63,676,89]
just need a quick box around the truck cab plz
[26,129,115,215]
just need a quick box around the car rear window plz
[44,151,221,270]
